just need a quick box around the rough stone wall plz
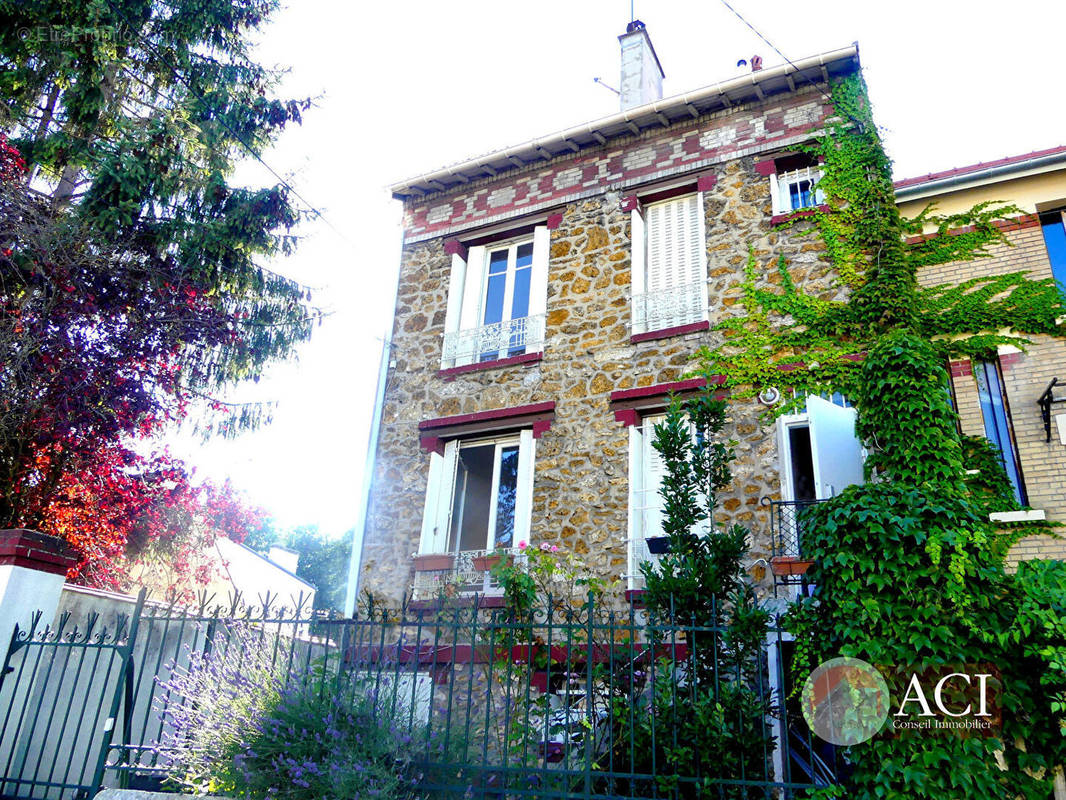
[916,223,1066,558]
[361,138,849,606]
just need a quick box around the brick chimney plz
[618,20,665,111]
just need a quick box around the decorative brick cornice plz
[443,239,468,259]
[419,401,557,453]
[0,529,77,576]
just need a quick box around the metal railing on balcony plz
[764,497,826,564]
[631,280,706,334]
[442,314,546,366]
[412,547,525,599]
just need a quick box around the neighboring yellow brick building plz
[896,146,1066,565]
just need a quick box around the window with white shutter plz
[627,414,667,589]
[631,193,707,335]
[441,226,549,368]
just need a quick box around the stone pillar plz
[0,530,77,644]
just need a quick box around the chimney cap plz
[626,19,646,34]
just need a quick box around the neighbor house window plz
[974,359,1028,506]
[630,192,708,335]
[441,227,549,368]
[767,154,825,217]
[1039,208,1066,298]
[419,430,536,562]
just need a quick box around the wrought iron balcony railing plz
[764,497,826,563]
[442,314,545,367]
[411,547,524,598]
[631,280,707,334]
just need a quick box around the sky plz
[171,0,1066,541]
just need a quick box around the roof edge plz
[391,44,860,199]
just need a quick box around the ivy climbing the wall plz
[694,72,1066,798]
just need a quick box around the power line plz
[718,0,863,128]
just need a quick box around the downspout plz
[344,334,391,617]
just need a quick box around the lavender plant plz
[158,621,458,798]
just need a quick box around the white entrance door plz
[807,395,864,499]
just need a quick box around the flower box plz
[412,553,455,572]
[770,556,814,577]
[645,536,671,554]
[471,554,512,572]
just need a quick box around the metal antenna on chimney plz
[593,77,620,96]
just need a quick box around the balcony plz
[631,280,707,337]
[411,547,524,601]
[764,497,826,582]
[441,314,546,369]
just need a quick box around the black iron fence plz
[0,591,841,799]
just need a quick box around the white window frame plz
[625,412,711,590]
[769,164,825,217]
[419,429,536,557]
[441,226,549,368]
[630,192,708,335]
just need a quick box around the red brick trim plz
[0,529,77,576]
[697,174,717,192]
[950,359,973,378]
[610,376,728,425]
[438,352,543,380]
[630,320,710,343]
[999,352,1023,371]
[902,214,1041,245]
[638,181,701,206]
[546,213,564,230]
[419,401,557,452]
[443,239,468,259]
[610,376,725,404]
[620,195,640,212]
[770,204,830,226]
[754,160,776,177]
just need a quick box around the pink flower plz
[550,545,559,553]
[540,542,551,552]
[518,540,527,550]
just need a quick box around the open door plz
[807,395,864,498]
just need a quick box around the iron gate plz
[0,590,144,800]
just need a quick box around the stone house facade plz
[355,26,865,607]
[897,147,1066,565]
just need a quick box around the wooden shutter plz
[513,429,536,546]
[418,442,459,554]
[528,226,550,353]
[459,245,486,331]
[630,208,646,331]
[645,194,703,292]
[455,245,486,366]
